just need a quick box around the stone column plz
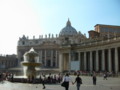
[78,52,81,70]
[56,50,58,67]
[40,50,43,62]
[90,51,93,71]
[39,50,42,63]
[102,49,105,71]
[84,52,87,71]
[115,47,119,73]
[63,54,66,70]
[69,52,71,72]
[59,52,63,72]
[96,50,99,71]
[51,50,53,67]
[45,50,47,66]
[108,49,112,72]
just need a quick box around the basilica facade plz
[17,19,120,73]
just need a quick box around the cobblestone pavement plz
[0,76,120,90]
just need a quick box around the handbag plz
[80,81,82,84]
[61,77,66,87]
[61,81,66,87]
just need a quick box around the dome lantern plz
[66,18,71,26]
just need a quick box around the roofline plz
[88,30,95,32]
[94,24,120,27]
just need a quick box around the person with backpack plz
[73,74,82,90]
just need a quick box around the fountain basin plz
[22,62,42,67]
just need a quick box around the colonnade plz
[78,47,120,73]
[61,47,120,73]
[38,50,59,68]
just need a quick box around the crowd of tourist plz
[39,73,63,84]
[0,71,118,82]
[26,73,63,84]
[71,70,119,77]
[0,71,119,90]
[0,72,63,84]
[0,72,14,83]
[0,71,118,83]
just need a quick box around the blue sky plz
[0,0,120,54]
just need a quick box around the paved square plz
[0,76,120,90]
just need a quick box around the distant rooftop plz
[95,24,120,27]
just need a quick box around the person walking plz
[103,73,107,80]
[42,75,46,89]
[62,73,72,90]
[92,74,97,85]
[73,74,82,90]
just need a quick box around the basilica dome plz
[59,19,78,36]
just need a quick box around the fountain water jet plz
[22,48,42,79]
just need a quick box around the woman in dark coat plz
[93,75,97,85]
[62,73,72,90]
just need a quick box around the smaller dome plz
[59,19,77,36]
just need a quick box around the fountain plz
[22,48,42,79]
[6,48,42,83]
[2,48,63,84]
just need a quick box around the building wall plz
[17,24,120,73]
[0,55,18,69]
[94,24,120,38]
[88,30,100,38]
[60,37,120,73]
